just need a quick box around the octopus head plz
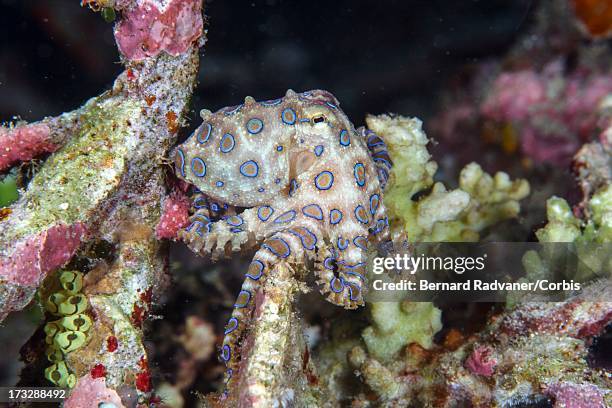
[172,89,354,208]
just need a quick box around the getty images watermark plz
[364,243,606,302]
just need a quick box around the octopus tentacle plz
[358,127,392,190]
[316,244,367,309]
[220,230,307,389]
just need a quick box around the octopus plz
[172,89,392,387]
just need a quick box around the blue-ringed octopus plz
[172,89,392,387]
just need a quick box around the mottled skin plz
[172,89,391,387]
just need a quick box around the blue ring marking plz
[339,129,350,146]
[246,118,264,134]
[329,277,345,293]
[367,137,385,148]
[246,260,265,280]
[210,203,220,212]
[216,181,225,187]
[353,236,367,250]
[370,194,380,215]
[275,178,281,184]
[288,228,317,251]
[330,209,343,225]
[337,237,349,251]
[260,98,282,107]
[347,282,361,301]
[258,187,265,193]
[193,196,207,209]
[175,149,186,177]
[374,157,393,170]
[224,104,242,116]
[220,133,235,153]
[186,220,210,236]
[257,206,274,222]
[346,270,366,282]
[302,204,323,220]
[289,179,299,197]
[277,145,283,151]
[281,108,297,125]
[224,317,239,335]
[225,215,243,227]
[197,123,212,144]
[354,163,366,187]
[221,344,231,362]
[325,101,338,110]
[301,91,312,97]
[314,171,334,190]
[191,157,207,177]
[239,160,259,178]
[299,118,310,123]
[378,168,389,184]
[234,290,251,308]
[273,210,297,224]
[354,205,369,224]
[230,227,243,233]
[323,257,336,270]
[314,145,324,157]
[263,238,291,258]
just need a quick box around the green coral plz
[6,96,140,241]
[522,185,612,286]
[362,301,442,362]
[366,114,530,242]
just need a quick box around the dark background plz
[0,0,534,129]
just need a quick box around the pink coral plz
[114,0,203,61]
[0,123,57,172]
[481,71,547,122]
[481,65,612,166]
[155,191,190,239]
[0,222,87,286]
[464,345,497,377]
[64,374,126,408]
[545,381,606,408]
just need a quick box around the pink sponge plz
[155,191,190,239]
[114,0,203,61]
[0,123,57,171]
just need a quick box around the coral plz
[0,0,204,404]
[480,63,612,166]
[0,123,56,172]
[366,113,529,242]
[155,191,190,239]
[464,345,497,377]
[114,0,204,61]
[361,301,442,362]
[64,374,126,408]
[545,381,606,408]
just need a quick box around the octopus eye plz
[313,115,326,124]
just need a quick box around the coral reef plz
[0,1,609,407]
[0,0,204,404]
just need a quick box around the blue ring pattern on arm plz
[246,260,265,280]
[175,148,186,177]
